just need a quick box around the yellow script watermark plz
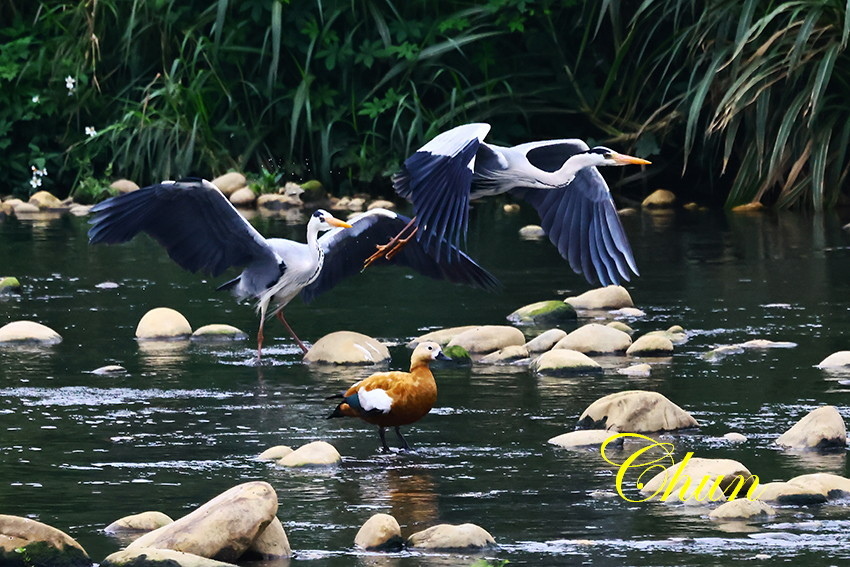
[599,433,762,503]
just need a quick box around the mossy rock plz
[441,345,471,364]
[0,277,21,294]
[507,300,576,325]
[299,180,327,202]
[0,541,92,567]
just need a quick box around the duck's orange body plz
[328,341,449,451]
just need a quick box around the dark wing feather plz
[88,179,279,278]
[300,209,499,302]
[510,168,638,286]
[393,123,490,262]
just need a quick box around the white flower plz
[29,176,42,188]
[31,95,39,103]
[85,126,97,138]
[65,75,76,95]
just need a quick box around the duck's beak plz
[435,351,452,361]
[611,152,652,166]
[328,217,353,228]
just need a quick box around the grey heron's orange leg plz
[276,310,309,354]
[362,216,418,270]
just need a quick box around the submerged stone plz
[530,349,601,376]
[524,328,568,353]
[277,441,341,467]
[555,323,631,354]
[0,320,62,344]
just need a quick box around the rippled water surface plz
[2,203,850,566]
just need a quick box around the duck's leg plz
[362,216,418,270]
[275,310,309,354]
[394,426,411,450]
[378,427,390,453]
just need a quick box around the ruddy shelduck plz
[327,341,450,451]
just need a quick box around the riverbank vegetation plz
[1,0,847,208]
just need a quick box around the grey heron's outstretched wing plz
[510,163,639,287]
[88,179,280,285]
[300,208,499,302]
[393,123,491,263]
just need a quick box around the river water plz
[1,202,850,566]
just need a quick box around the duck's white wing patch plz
[357,387,392,413]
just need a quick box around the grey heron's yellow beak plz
[610,152,652,166]
[327,217,353,229]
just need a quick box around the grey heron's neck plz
[536,152,600,187]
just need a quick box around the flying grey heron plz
[88,179,498,358]
[364,123,651,286]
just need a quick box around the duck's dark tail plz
[326,393,345,419]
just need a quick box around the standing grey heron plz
[88,179,498,358]
[364,123,651,286]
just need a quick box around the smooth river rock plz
[110,179,140,193]
[354,513,403,551]
[626,334,674,356]
[577,390,698,432]
[257,445,294,460]
[0,514,91,566]
[817,351,850,368]
[408,325,479,348]
[0,320,62,344]
[105,511,174,533]
[191,324,248,341]
[640,457,755,502]
[524,329,568,353]
[277,441,341,467]
[787,473,850,499]
[101,548,237,567]
[507,300,576,325]
[446,325,526,354]
[518,224,545,239]
[564,286,634,309]
[212,172,248,196]
[775,405,847,450]
[753,482,827,505]
[548,429,617,448]
[530,349,601,375]
[245,517,291,559]
[126,481,282,562]
[135,307,192,339]
[555,323,632,354]
[478,345,529,364]
[303,331,390,364]
[617,363,652,377]
[28,190,65,208]
[645,325,688,344]
[406,523,496,550]
[709,499,775,521]
[229,187,257,207]
[642,189,676,208]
